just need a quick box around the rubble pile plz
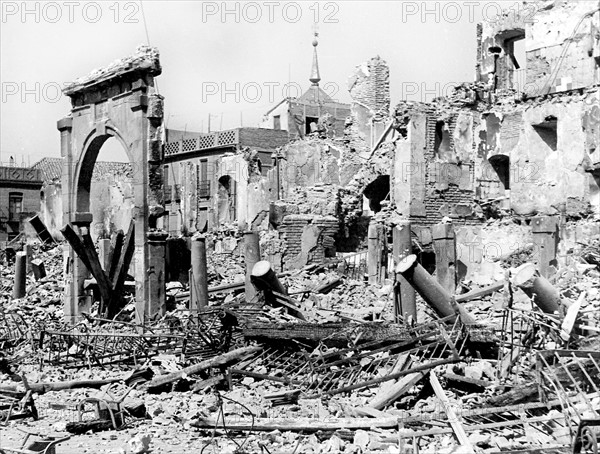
[2,233,600,454]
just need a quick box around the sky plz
[0,0,514,165]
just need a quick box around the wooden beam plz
[369,372,425,410]
[454,282,504,303]
[146,346,262,389]
[429,371,474,452]
[80,230,114,311]
[108,229,125,280]
[108,221,135,318]
[191,416,399,432]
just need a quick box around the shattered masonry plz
[2,1,600,453]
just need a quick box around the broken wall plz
[346,56,391,156]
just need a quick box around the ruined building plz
[0,163,43,242]
[260,33,351,139]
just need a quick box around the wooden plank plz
[191,416,399,432]
[61,224,94,273]
[272,291,306,321]
[369,372,425,410]
[81,230,114,310]
[146,346,262,389]
[429,370,474,452]
[108,221,135,318]
[108,230,125,280]
[454,282,504,303]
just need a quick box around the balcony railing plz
[164,129,240,157]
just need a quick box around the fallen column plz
[251,260,287,296]
[511,262,564,316]
[190,234,209,310]
[13,251,27,299]
[396,254,473,323]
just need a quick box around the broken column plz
[190,234,209,311]
[396,254,474,323]
[392,221,416,322]
[368,221,387,285]
[30,259,46,281]
[13,251,27,299]
[511,262,564,316]
[432,222,457,294]
[244,231,261,302]
[532,216,559,278]
[251,261,287,295]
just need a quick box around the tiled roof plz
[32,157,132,185]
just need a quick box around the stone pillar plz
[72,215,93,323]
[532,216,559,278]
[368,221,387,285]
[13,252,27,299]
[190,235,209,311]
[393,221,416,323]
[141,231,168,320]
[98,239,111,272]
[244,231,261,302]
[432,222,456,294]
[57,117,78,323]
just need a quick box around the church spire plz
[309,31,321,86]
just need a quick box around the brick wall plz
[280,214,339,269]
[408,114,481,227]
[349,56,390,117]
[239,127,289,150]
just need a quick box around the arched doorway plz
[59,46,166,324]
[89,137,134,241]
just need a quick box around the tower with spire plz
[260,29,351,138]
[309,31,321,86]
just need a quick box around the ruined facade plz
[162,127,289,234]
[0,165,43,242]
[390,0,600,284]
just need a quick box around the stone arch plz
[74,127,134,214]
[58,46,166,324]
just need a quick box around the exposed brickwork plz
[348,56,390,119]
[280,214,339,269]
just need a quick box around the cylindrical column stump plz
[191,235,209,311]
[13,251,27,299]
